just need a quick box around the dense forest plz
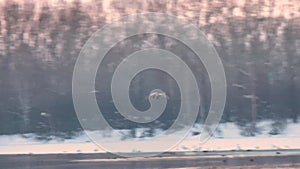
[0,0,299,138]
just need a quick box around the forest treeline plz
[0,0,299,138]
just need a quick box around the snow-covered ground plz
[0,120,299,154]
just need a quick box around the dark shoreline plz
[1,150,300,169]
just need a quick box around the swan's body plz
[149,91,167,99]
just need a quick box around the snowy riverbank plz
[0,120,299,154]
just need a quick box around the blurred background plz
[0,0,299,143]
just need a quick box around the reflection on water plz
[0,0,299,140]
